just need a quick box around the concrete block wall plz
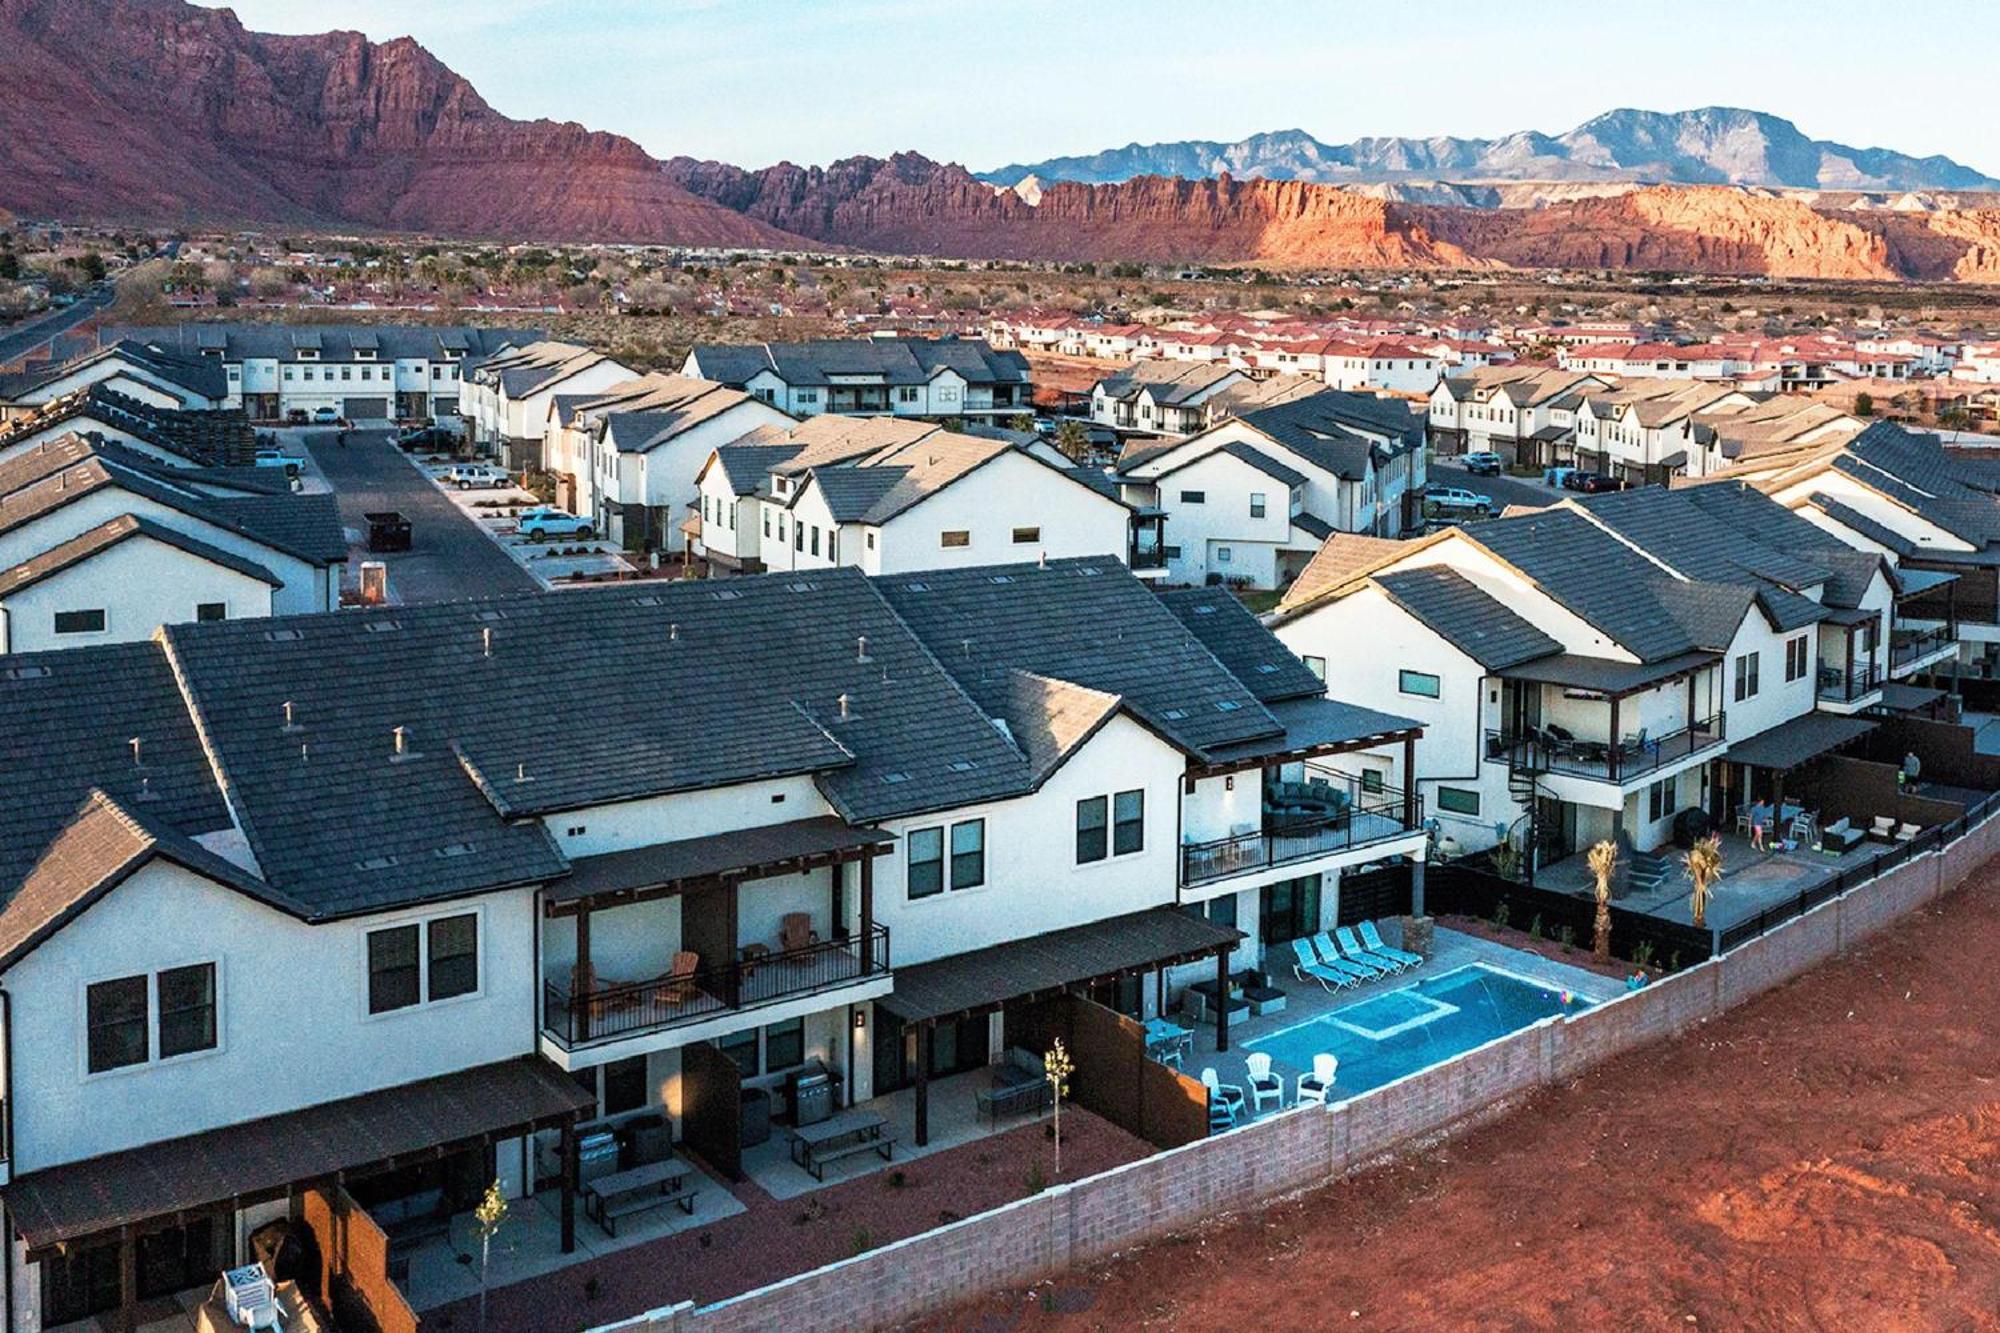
[594,807,2000,1333]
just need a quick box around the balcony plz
[1180,784,1422,888]
[1485,713,1726,786]
[1817,661,1883,704]
[1890,626,1954,675]
[542,925,890,1049]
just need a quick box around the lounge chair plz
[1335,925,1409,974]
[1295,1054,1338,1108]
[652,951,701,1005]
[1820,817,1864,853]
[1895,821,1921,842]
[1289,938,1355,992]
[779,912,819,952]
[1244,1052,1285,1116]
[1359,920,1423,968]
[1311,932,1386,981]
[1201,1067,1246,1126]
[1869,815,1897,843]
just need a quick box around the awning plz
[1194,696,1420,773]
[1500,650,1716,696]
[5,1057,591,1257]
[880,906,1242,1025]
[1898,567,1960,595]
[1726,714,1878,772]
[1878,682,1947,713]
[548,816,895,906]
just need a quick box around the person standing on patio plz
[1749,812,1768,853]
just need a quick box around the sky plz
[203,1,2000,174]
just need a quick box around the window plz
[1303,655,1326,681]
[764,1017,805,1072]
[1076,796,1108,863]
[601,1055,648,1115]
[1361,769,1386,793]
[1785,635,1809,683]
[809,526,820,557]
[340,367,351,381]
[717,1027,759,1074]
[1216,546,1232,564]
[1250,492,1267,519]
[763,510,771,538]
[54,609,106,634]
[426,913,478,1001]
[1180,490,1205,504]
[908,826,944,899]
[367,925,421,1013]
[1647,775,1674,823]
[1011,526,1040,544]
[898,386,919,403]
[1733,651,1760,702]
[195,602,227,622]
[940,530,970,548]
[157,963,217,1059]
[1436,787,1480,816]
[86,976,149,1074]
[1399,669,1442,698]
[950,819,985,890]
[1113,789,1144,855]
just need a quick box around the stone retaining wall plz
[597,807,1999,1333]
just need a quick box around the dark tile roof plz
[5,341,228,403]
[1372,566,1563,671]
[1726,713,1878,772]
[708,443,806,496]
[1156,587,1325,702]
[1214,442,1308,488]
[5,1055,592,1254]
[1802,493,1916,558]
[549,817,894,905]
[878,559,1284,757]
[1290,511,1335,541]
[1194,695,1422,766]
[104,323,536,367]
[0,642,232,895]
[992,670,1126,782]
[1274,533,1409,617]
[0,386,256,467]
[0,514,281,596]
[691,338,1026,389]
[0,790,308,972]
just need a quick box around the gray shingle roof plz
[1156,587,1325,702]
[0,514,281,597]
[1372,567,1563,671]
[690,338,1026,390]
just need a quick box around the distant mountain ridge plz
[980,108,2000,193]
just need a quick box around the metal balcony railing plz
[1485,713,1726,785]
[1179,786,1421,888]
[1817,661,1882,702]
[542,925,889,1048]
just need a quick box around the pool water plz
[1245,963,1589,1096]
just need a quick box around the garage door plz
[344,397,390,420]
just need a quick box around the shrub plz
[1025,1161,1047,1195]
[1633,939,1656,969]
[1528,913,1543,941]
[1493,901,1510,931]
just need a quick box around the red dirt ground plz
[422,1108,1147,1332]
[932,866,2000,1332]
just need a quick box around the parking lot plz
[296,428,543,604]
[411,459,632,587]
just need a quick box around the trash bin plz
[739,1086,772,1148]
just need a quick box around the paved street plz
[0,284,113,365]
[1430,460,1565,513]
[302,429,541,604]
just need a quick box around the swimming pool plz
[1244,963,1590,1096]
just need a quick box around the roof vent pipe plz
[128,736,142,768]
[392,725,408,758]
[1038,551,1047,569]
[670,622,680,641]
[837,693,851,721]
[482,627,493,658]
[856,635,869,663]
[282,700,295,730]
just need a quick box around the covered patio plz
[876,906,1243,1148]
[7,1057,594,1333]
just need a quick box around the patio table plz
[790,1109,894,1178]
[585,1157,689,1223]
[1143,1018,1193,1062]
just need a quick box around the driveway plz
[1429,460,1565,513]
[301,429,541,604]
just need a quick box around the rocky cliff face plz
[662,154,1478,266]
[0,0,805,246]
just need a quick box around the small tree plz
[1044,1038,1075,1177]
[1054,419,1090,463]
[1009,412,1035,433]
[474,1178,509,1333]
[1682,834,1724,930]
[1587,839,1617,960]
[1853,390,1874,418]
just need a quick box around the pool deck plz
[1186,927,1621,1120]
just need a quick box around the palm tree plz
[1054,419,1090,463]
[1682,834,1724,930]
[1587,839,1617,960]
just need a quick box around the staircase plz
[1625,849,1672,895]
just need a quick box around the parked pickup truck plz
[442,464,510,490]
[1423,486,1493,517]
[516,507,596,540]
[365,511,413,553]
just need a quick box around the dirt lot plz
[934,865,2000,1332]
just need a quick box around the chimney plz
[856,634,869,663]
[392,725,408,759]
[482,627,493,658]
[837,693,851,721]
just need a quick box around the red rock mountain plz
[0,0,803,246]
[13,0,2000,281]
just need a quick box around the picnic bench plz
[584,1158,698,1236]
[789,1110,896,1180]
